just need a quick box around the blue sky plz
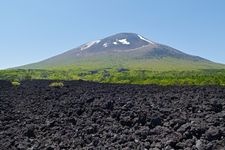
[0,0,225,69]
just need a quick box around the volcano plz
[17,33,225,71]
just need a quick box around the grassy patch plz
[49,82,64,87]
[11,81,20,86]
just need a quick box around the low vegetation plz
[11,81,21,86]
[49,82,64,87]
[0,68,225,85]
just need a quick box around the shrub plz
[11,81,20,86]
[49,82,64,87]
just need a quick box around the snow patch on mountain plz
[138,35,154,44]
[113,42,118,45]
[118,39,130,45]
[103,43,108,47]
[80,40,100,50]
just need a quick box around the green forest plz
[0,68,225,86]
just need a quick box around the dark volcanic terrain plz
[0,80,225,150]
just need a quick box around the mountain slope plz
[18,33,225,71]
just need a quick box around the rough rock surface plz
[0,80,225,150]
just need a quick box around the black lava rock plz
[0,80,225,149]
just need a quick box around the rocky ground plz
[0,80,225,150]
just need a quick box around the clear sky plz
[0,0,225,69]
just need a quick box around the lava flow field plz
[0,80,225,150]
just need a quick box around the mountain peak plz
[79,33,155,51]
[107,32,154,43]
